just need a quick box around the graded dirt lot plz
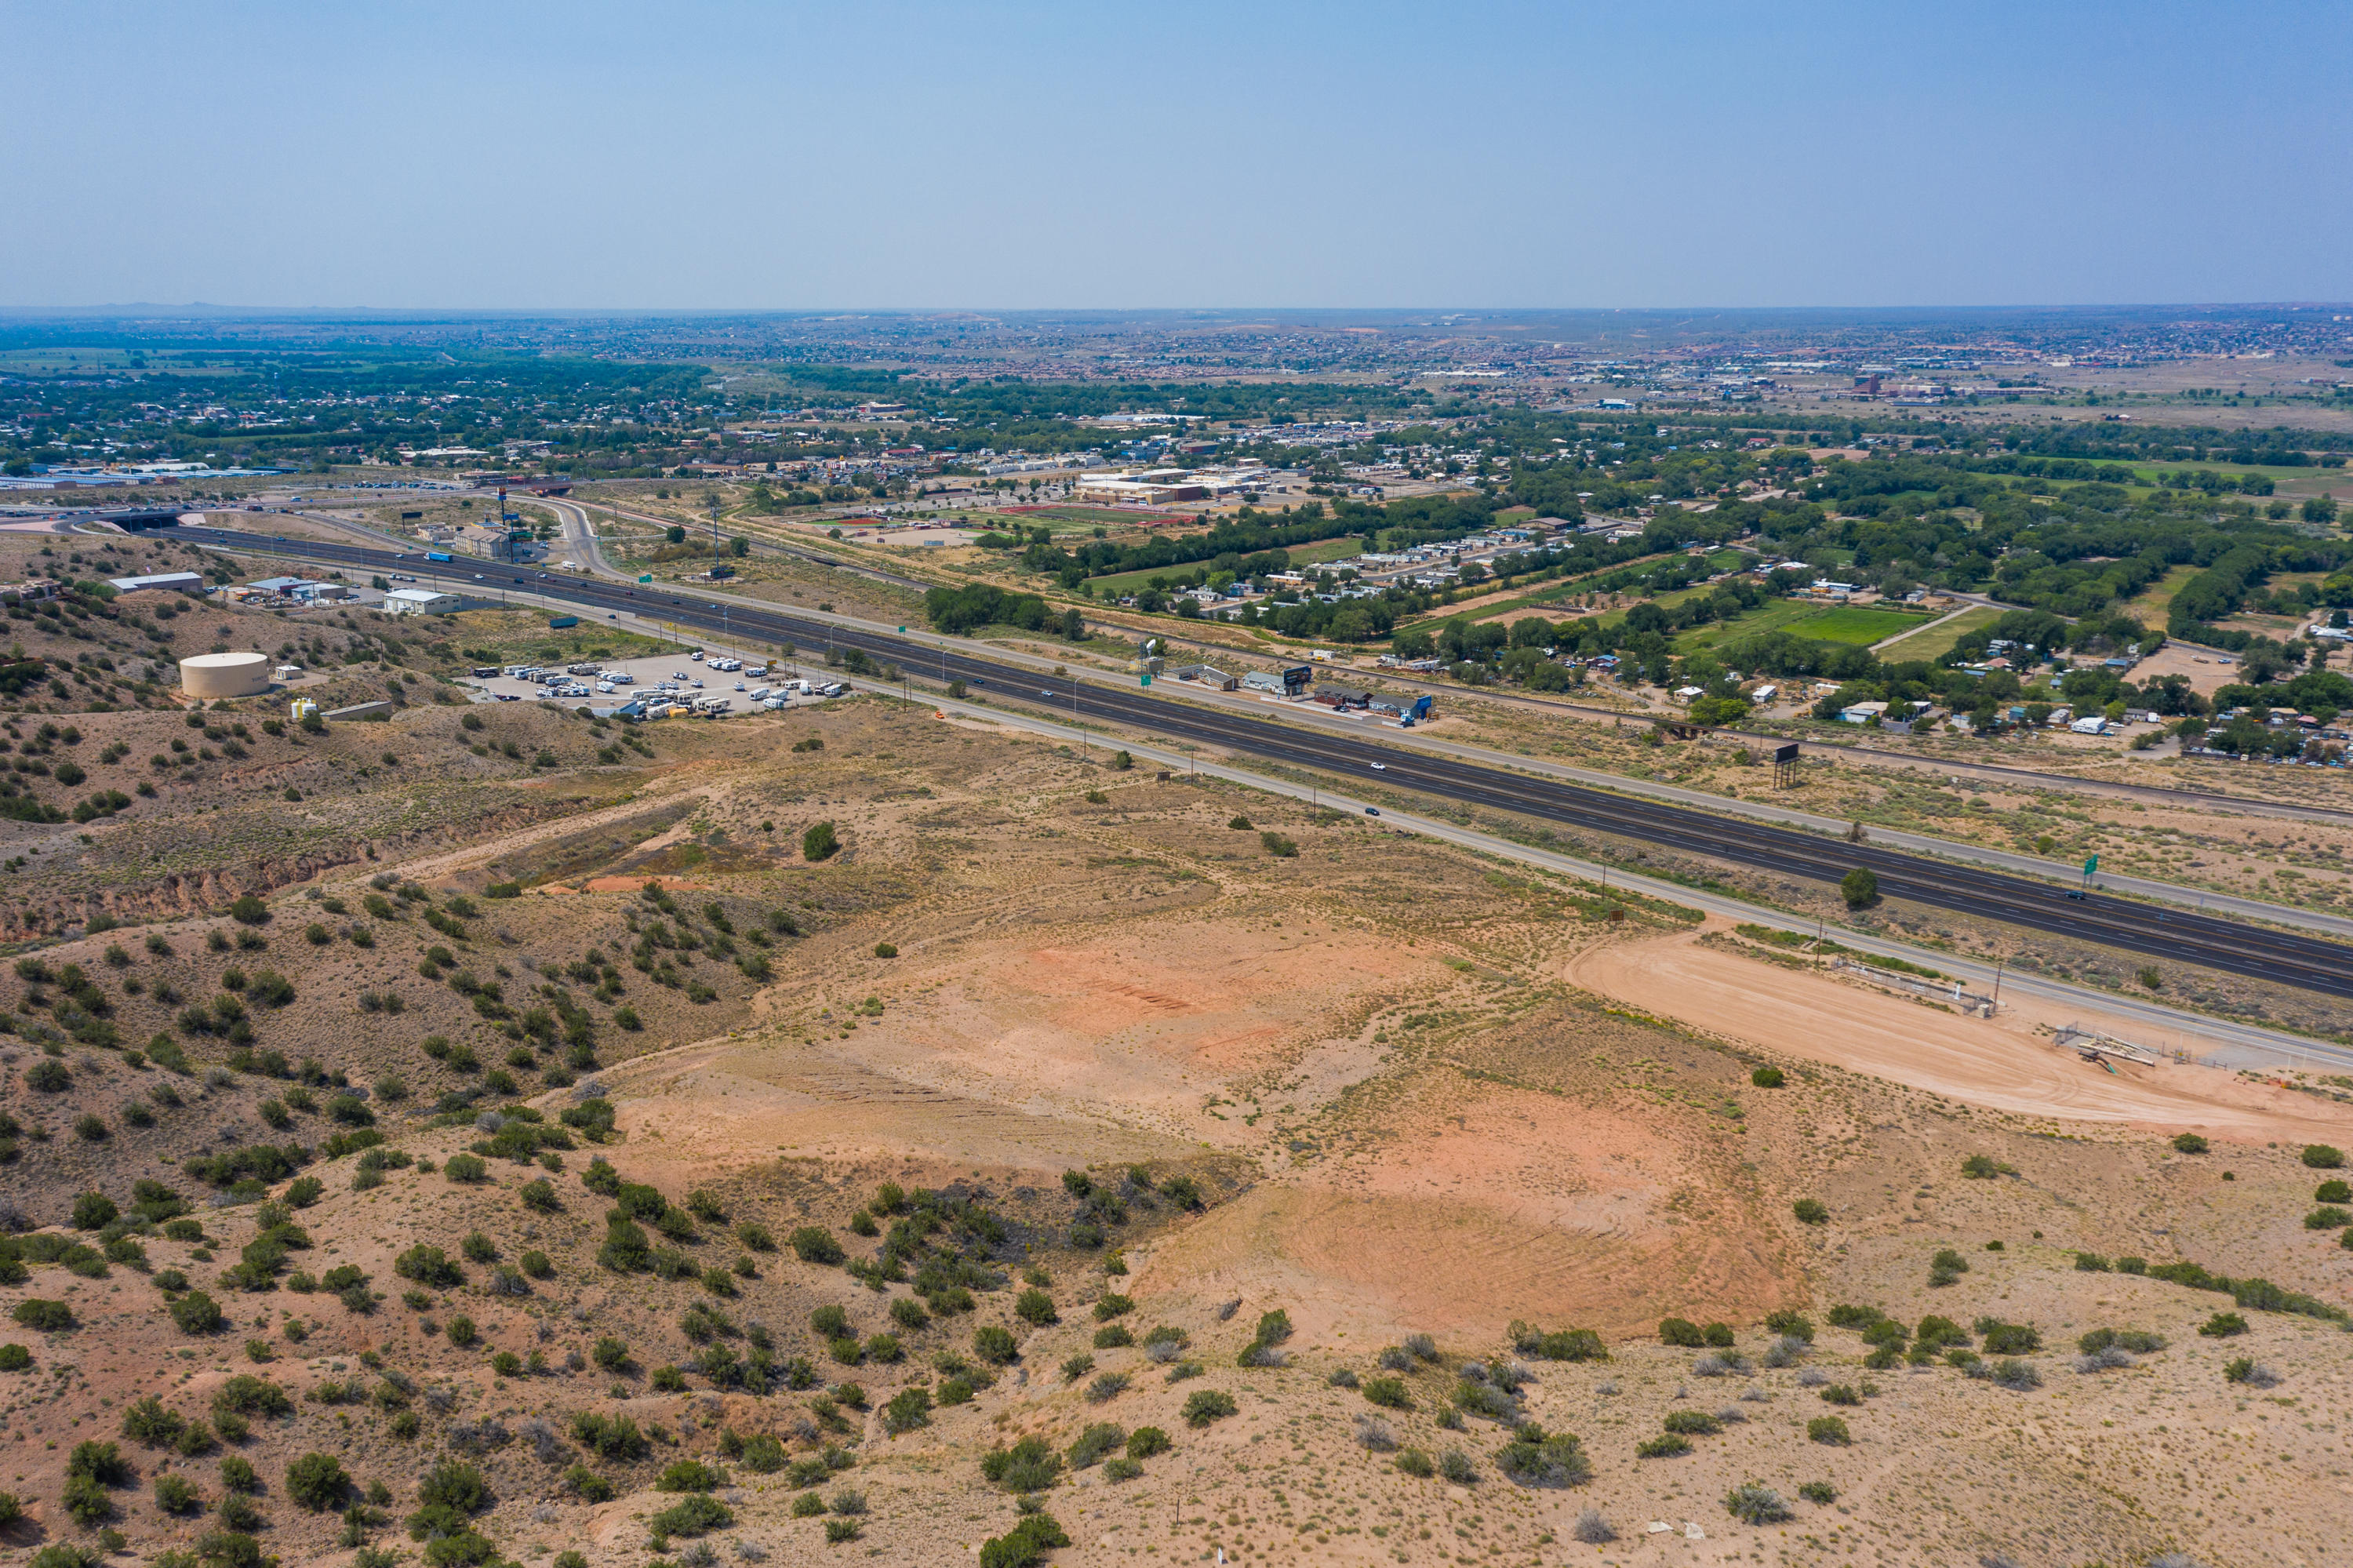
[1569,919,2353,1142]
[2,686,2350,1568]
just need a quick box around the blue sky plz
[5,0,2348,309]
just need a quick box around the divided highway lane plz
[185,528,2353,1002]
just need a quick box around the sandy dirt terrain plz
[5,695,2351,1568]
[1566,920,2353,1144]
[2129,638,2256,699]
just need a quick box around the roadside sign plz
[1140,675,1151,686]
[898,626,906,634]
[638,575,652,584]
[2084,855,2098,877]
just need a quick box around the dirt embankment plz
[1564,920,2353,1145]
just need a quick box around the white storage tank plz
[179,650,271,699]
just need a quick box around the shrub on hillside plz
[169,1290,224,1335]
[1183,1390,1238,1428]
[789,1226,843,1265]
[285,1451,350,1511]
[980,1435,1061,1493]
[1726,1481,1794,1524]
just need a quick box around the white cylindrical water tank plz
[180,651,271,699]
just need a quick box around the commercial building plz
[239,577,353,603]
[384,588,461,615]
[107,571,206,595]
[1073,465,1270,507]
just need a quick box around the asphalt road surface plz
[181,526,2353,1002]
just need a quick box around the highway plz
[1104,617,2353,828]
[178,525,2353,1002]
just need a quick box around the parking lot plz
[456,649,846,715]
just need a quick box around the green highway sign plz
[2084,855,2098,876]
[1140,675,1151,686]
[638,574,652,584]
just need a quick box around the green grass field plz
[1666,595,1823,650]
[1667,598,1933,653]
[2114,564,2201,631]
[1796,605,1934,644]
[1444,555,1676,626]
[1086,535,1366,598]
[1871,605,2001,661]
[2050,457,2332,487]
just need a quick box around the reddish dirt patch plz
[1140,1068,1800,1344]
[792,924,1430,1146]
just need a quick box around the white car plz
[595,682,616,695]
[1370,762,1386,771]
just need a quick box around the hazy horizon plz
[7,1,2350,312]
